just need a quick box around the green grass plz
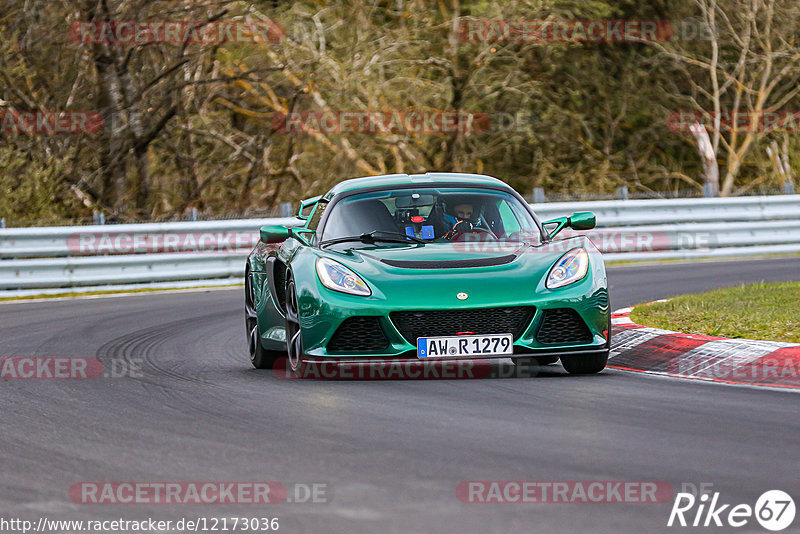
[630,281,800,343]
[0,284,243,302]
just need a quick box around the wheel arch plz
[246,252,290,352]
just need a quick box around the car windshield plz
[319,187,542,245]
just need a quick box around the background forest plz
[2,0,799,224]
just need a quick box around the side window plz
[497,201,521,236]
[306,201,327,231]
[299,201,316,219]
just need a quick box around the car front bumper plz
[296,272,610,360]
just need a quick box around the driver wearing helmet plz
[441,197,483,239]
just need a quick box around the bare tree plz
[654,0,800,195]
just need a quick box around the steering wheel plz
[445,220,497,241]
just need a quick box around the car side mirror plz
[260,224,292,244]
[542,211,596,239]
[569,212,596,230]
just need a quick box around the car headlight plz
[546,247,589,289]
[316,257,371,296]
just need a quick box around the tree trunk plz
[689,122,719,196]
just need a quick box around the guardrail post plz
[0,218,5,229]
[532,187,545,203]
[280,202,293,217]
[616,186,629,200]
[702,183,716,197]
[785,182,796,195]
[93,211,105,225]
[186,207,198,221]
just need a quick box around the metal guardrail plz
[0,217,299,259]
[531,195,800,226]
[1,195,798,291]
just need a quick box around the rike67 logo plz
[668,488,795,531]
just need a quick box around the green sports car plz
[245,172,610,376]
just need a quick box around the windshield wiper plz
[320,230,427,248]
[365,230,427,244]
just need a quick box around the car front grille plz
[327,316,389,352]
[535,308,593,344]
[390,307,536,344]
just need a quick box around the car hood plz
[353,242,527,269]
[317,238,595,306]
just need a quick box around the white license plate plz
[417,333,514,359]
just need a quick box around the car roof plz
[322,172,512,200]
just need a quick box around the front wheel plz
[560,350,609,375]
[285,275,309,377]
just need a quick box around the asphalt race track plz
[2,257,800,534]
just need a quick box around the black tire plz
[245,271,282,369]
[560,350,609,375]
[285,275,308,377]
